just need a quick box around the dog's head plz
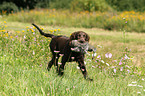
[70,31,90,43]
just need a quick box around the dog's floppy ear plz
[85,33,90,42]
[70,32,78,40]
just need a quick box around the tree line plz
[0,0,145,14]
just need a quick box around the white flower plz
[114,69,116,73]
[77,66,80,69]
[101,60,105,63]
[132,81,137,83]
[128,84,137,86]
[33,50,35,55]
[105,53,112,58]
[106,63,110,66]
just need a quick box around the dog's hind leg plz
[47,55,56,71]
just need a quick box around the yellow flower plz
[5,25,7,28]
[31,29,34,32]
[26,26,29,28]
[49,30,53,32]
[10,36,13,38]
[54,29,57,32]
[2,30,5,32]
[5,33,8,37]
[16,31,20,33]
[41,28,44,30]
[4,21,6,23]
[58,29,60,31]
[22,30,25,32]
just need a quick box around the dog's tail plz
[32,23,54,38]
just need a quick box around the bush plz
[49,0,72,9]
[70,0,112,12]
[106,0,145,12]
[0,2,18,14]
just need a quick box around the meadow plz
[0,10,145,95]
[3,9,145,32]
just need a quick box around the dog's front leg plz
[78,59,93,81]
[58,55,68,76]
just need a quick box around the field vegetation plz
[0,17,145,95]
[0,0,145,95]
[3,9,145,32]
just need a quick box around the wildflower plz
[58,62,62,65]
[15,36,18,38]
[97,55,101,59]
[49,30,53,33]
[39,64,42,67]
[54,29,57,32]
[105,53,112,58]
[92,66,95,68]
[119,62,122,65]
[127,69,130,73]
[92,53,97,57]
[97,45,103,48]
[114,68,116,73]
[124,54,129,59]
[120,67,123,71]
[10,36,13,38]
[54,50,60,53]
[24,35,26,39]
[71,57,75,60]
[77,66,80,69]
[132,81,137,83]
[125,21,127,23]
[22,30,25,32]
[81,68,85,71]
[59,54,64,56]
[101,60,105,63]
[128,84,137,86]
[58,29,60,31]
[106,63,109,66]
[141,78,144,81]
[137,92,141,94]
[33,50,35,55]
[84,61,86,65]
[41,28,44,30]
[4,21,6,23]
[138,85,143,88]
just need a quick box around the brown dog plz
[32,23,93,81]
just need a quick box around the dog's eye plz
[83,35,86,37]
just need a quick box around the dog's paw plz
[87,78,93,81]
[47,67,50,71]
[58,68,64,76]
[85,77,93,81]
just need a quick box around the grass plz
[1,20,145,96]
[3,9,145,32]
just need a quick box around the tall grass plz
[3,9,145,32]
[1,19,145,95]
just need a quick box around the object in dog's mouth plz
[71,40,96,54]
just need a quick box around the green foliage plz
[106,0,145,11]
[1,21,145,95]
[0,2,18,14]
[4,9,145,32]
[49,0,72,9]
[70,0,112,12]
